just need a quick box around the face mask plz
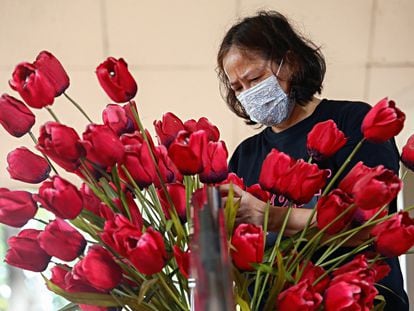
[236,61,294,126]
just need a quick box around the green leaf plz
[44,275,142,309]
[58,302,79,311]
[138,278,159,303]
[235,293,251,311]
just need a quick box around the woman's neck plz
[271,97,321,133]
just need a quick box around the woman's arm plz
[220,184,371,246]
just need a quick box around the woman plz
[217,10,409,309]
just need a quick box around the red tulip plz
[298,262,330,294]
[259,149,328,205]
[154,145,183,187]
[199,140,228,184]
[96,57,137,103]
[168,130,208,175]
[9,62,56,108]
[7,147,50,183]
[307,120,347,160]
[154,112,185,148]
[352,165,401,210]
[38,218,86,261]
[50,265,102,293]
[120,132,158,188]
[100,214,142,257]
[338,162,371,194]
[278,280,322,311]
[5,229,51,272]
[401,134,414,171]
[246,184,272,202]
[34,176,83,219]
[0,188,37,227]
[128,227,167,275]
[37,121,85,172]
[219,172,245,190]
[324,274,377,311]
[79,305,111,311]
[157,183,187,221]
[173,245,191,278]
[72,245,122,292]
[371,211,414,257]
[332,254,390,283]
[184,117,220,142]
[361,97,405,143]
[81,124,125,168]
[34,51,70,96]
[0,94,35,137]
[316,189,355,234]
[230,223,264,270]
[102,103,136,136]
[80,183,101,216]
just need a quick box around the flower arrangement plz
[0,51,414,311]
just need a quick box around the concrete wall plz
[0,0,413,307]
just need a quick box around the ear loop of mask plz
[275,58,284,78]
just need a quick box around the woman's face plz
[222,46,290,97]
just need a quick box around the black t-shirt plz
[229,99,408,309]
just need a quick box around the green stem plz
[33,217,49,225]
[158,273,188,311]
[287,203,356,273]
[254,207,293,310]
[45,107,61,123]
[313,238,375,286]
[64,92,93,123]
[322,138,365,196]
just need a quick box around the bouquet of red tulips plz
[1,51,414,311]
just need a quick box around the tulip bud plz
[352,165,401,211]
[102,104,136,136]
[5,229,51,272]
[9,62,56,108]
[259,149,328,205]
[307,119,347,161]
[168,130,208,175]
[120,132,158,188]
[230,223,264,270]
[371,211,414,257]
[7,147,50,183]
[0,188,37,227]
[401,134,414,171]
[34,51,70,96]
[361,97,405,143]
[37,121,85,172]
[128,227,167,275]
[199,140,228,184]
[100,214,142,257]
[316,189,355,234]
[96,57,137,103]
[278,280,322,311]
[38,218,87,261]
[0,94,35,137]
[82,124,125,168]
[154,112,185,148]
[157,183,187,221]
[184,117,220,142]
[173,245,191,278]
[72,245,122,292]
[34,176,83,219]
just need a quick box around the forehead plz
[223,47,269,80]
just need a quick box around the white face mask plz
[236,61,293,126]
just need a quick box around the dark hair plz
[217,11,326,124]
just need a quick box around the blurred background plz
[0,0,413,310]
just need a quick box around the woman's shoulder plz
[319,98,371,116]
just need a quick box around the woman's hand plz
[219,184,267,227]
